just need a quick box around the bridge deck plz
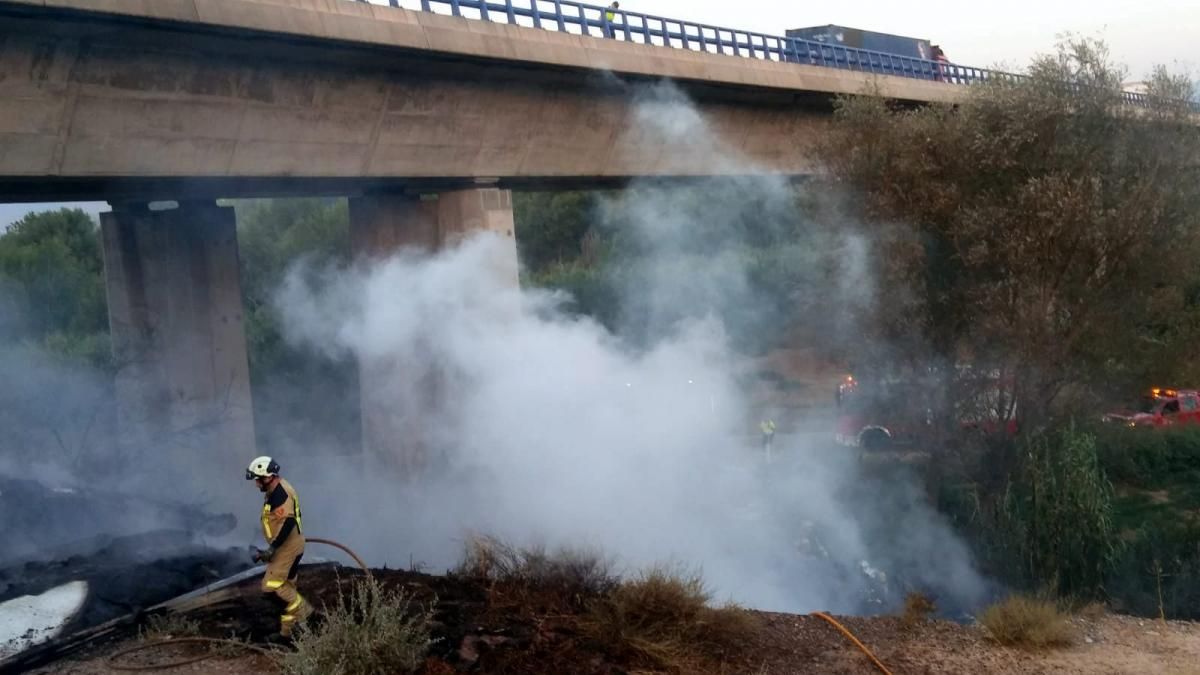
[4,0,942,200]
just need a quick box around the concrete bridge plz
[0,0,964,478]
[0,0,970,201]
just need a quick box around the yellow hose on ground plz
[810,611,894,675]
[106,537,369,671]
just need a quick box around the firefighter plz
[246,456,312,639]
[760,419,777,461]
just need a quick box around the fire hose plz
[106,537,369,672]
[810,611,894,675]
[105,540,893,673]
[104,637,275,672]
[306,537,371,576]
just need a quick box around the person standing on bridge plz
[604,1,620,39]
[247,456,312,640]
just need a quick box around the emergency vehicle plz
[1104,388,1200,427]
[834,370,1017,450]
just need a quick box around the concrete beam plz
[0,0,827,200]
[101,201,256,490]
[0,0,961,104]
[348,188,516,476]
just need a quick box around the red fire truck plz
[1104,388,1200,427]
[834,374,931,450]
[834,371,1017,450]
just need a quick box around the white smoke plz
[267,82,989,614]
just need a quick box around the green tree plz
[1002,424,1117,597]
[515,191,623,327]
[518,181,851,356]
[514,191,596,275]
[0,208,109,366]
[234,198,350,375]
[824,39,1200,433]
[231,198,359,453]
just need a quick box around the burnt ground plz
[0,476,247,666]
[0,534,249,632]
[29,566,632,675]
[0,476,238,571]
[20,565,1200,675]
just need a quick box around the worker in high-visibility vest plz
[604,1,619,38]
[760,419,777,462]
[247,456,312,639]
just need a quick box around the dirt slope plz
[25,566,1200,675]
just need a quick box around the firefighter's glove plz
[254,546,277,563]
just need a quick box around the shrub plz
[979,595,1075,649]
[454,537,757,671]
[1107,522,1200,620]
[1094,424,1200,487]
[899,592,937,629]
[279,576,433,675]
[457,534,617,610]
[1002,423,1117,597]
[139,613,200,640]
[585,565,756,671]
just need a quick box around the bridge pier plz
[100,201,256,488]
[348,188,518,477]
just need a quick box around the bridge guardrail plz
[353,0,1198,113]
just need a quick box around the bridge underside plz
[0,0,835,477]
[97,189,518,482]
[0,3,830,203]
[0,174,810,204]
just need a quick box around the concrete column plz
[100,201,256,490]
[348,188,517,477]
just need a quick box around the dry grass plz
[899,591,937,629]
[1076,601,1108,621]
[138,613,252,660]
[979,595,1076,649]
[584,565,758,672]
[279,575,434,675]
[139,613,201,640]
[457,534,617,611]
[207,633,255,658]
[455,537,757,672]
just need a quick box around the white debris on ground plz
[0,580,87,658]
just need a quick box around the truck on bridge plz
[786,25,934,61]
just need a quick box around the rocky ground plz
[17,565,1200,675]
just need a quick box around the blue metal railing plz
[351,0,1198,112]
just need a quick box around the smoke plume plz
[269,82,989,614]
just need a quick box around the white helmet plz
[245,455,280,481]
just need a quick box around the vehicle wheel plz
[860,429,891,452]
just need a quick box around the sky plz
[611,0,1199,78]
[2,0,1195,229]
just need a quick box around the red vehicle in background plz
[1104,388,1200,427]
[834,371,1017,450]
[834,374,932,451]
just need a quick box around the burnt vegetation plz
[449,536,756,674]
[3,32,1200,675]
[74,541,757,675]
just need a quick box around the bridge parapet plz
[361,0,1196,112]
[0,0,961,104]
